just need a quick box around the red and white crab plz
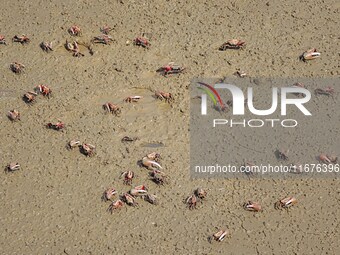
[12,35,30,44]
[157,62,185,76]
[219,39,245,50]
[46,120,65,131]
[68,25,82,36]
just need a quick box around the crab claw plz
[129,185,148,196]
[103,188,117,201]
[142,156,162,170]
[212,230,230,242]
[243,201,262,212]
[300,48,320,61]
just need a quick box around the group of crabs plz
[2,26,336,244]
[96,147,301,243]
[100,152,165,211]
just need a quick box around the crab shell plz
[65,40,75,51]
[151,172,166,185]
[40,42,53,52]
[103,103,121,114]
[143,194,158,205]
[301,48,320,61]
[213,230,230,242]
[100,26,112,35]
[319,154,337,164]
[219,39,245,50]
[133,37,150,48]
[108,199,124,213]
[227,39,245,46]
[7,163,20,171]
[130,185,148,196]
[186,194,197,209]
[69,25,81,36]
[68,140,81,150]
[13,35,30,44]
[0,35,7,45]
[54,122,65,130]
[23,92,37,103]
[124,96,142,102]
[7,110,20,121]
[104,188,117,201]
[278,197,297,209]
[93,35,113,44]
[147,152,161,161]
[81,143,95,156]
[36,85,52,97]
[277,150,289,160]
[10,62,25,73]
[195,188,207,199]
[122,170,134,178]
[123,193,137,206]
[243,201,262,212]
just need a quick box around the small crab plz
[291,82,307,97]
[155,91,173,103]
[102,188,117,202]
[7,110,21,121]
[210,230,230,242]
[103,102,121,115]
[243,201,262,212]
[142,156,163,170]
[121,136,138,142]
[108,199,124,213]
[149,170,167,185]
[275,197,297,210]
[81,143,96,157]
[10,62,25,74]
[0,35,7,45]
[92,34,114,45]
[142,194,158,205]
[121,193,138,206]
[234,70,247,78]
[186,194,198,210]
[35,85,52,98]
[319,154,337,164]
[100,25,113,35]
[276,149,289,160]
[65,40,84,57]
[12,35,30,44]
[67,139,81,150]
[300,48,320,61]
[129,185,148,197]
[195,188,207,199]
[46,121,65,131]
[133,34,150,48]
[68,25,82,36]
[40,42,53,52]
[124,96,142,103]
[121,171,135,185]
[5,163,20,173]
[156,62,186,76]
[219,39,245,50]
[314,87,335,96]
[146,152,161,161]
[23,91,37,104]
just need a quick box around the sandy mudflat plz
[1,0,339,254]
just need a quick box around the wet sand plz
[1,0,339,254]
